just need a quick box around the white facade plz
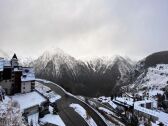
[21,67,35,93]
[21,82,31,93]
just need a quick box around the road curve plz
[58,97,89,126]
[37,80,108,126]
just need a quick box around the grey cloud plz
[0,0,168,60]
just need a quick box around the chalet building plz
[21,67,35,93]
[0,54,35,95]
[0,54,50,125]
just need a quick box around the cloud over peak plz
[0,0,168,60]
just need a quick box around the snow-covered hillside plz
[125,51,168,92]
[131,64,168,90]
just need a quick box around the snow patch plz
[134,64,168,90]
[40,114,65,126]
[11,91,46,111]
[35,81,61,103]
[70,103,97,126]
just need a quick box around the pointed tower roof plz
[12,53,18,59]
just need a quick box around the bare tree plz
[0,99,25,126]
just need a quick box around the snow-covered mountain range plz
[28,49,134,96]
[13,49,168,96]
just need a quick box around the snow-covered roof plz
[14,68,22,72]
[148,90,164,97]
[97,96,117,109]
[134,100,168,125]
[117,94,168,125]
[11,91,47,111]
[35,82,61,103]
[4,60,11,67]
[21,67,35,82]
[114,97,134,106]
[134,99,153,105]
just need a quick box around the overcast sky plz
[0,0,168,60]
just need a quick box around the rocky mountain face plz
[29,49,134,97]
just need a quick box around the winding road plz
[37,80,108,126]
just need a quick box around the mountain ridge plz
[4,49,168,97]
[28,49,134,96]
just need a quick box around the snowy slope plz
[131,64,168,90]
[40,114,65,126]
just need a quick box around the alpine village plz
[0,53,167,126]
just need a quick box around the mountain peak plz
[42,48,66,56]
[39,48,73,62]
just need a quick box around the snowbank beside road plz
[40,114,65,126]
[70,103,97,126]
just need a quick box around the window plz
[25,69,29,73]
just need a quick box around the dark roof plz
[12,53,18,59]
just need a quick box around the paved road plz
[38,81,88,126]
[37,80,108,126]
[57,97,89,126]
